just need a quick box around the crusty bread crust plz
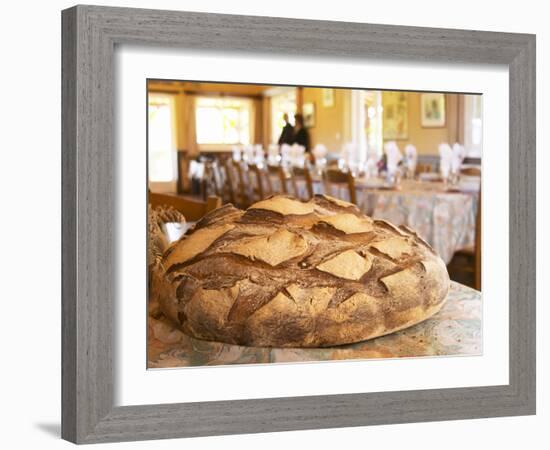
[152,195,450,348]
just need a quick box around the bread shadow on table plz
[35,422,61,438]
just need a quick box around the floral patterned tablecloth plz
[295,178,479,264]
[148,281,481,368]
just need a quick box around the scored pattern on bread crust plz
[319,213,374,234]
[316,250,373,280]
[370,237,413,260]
[152,195,450,348]
[222,228,308,266]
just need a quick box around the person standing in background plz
[277,113,294,145]
[292,113,310,151]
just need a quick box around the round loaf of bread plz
[153,195,450,348]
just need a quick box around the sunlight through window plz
[148,94,176,182]
[195,97,252,145]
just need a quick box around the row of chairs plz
[153,158,481,290]
[199,159,478,210]
[201,158,358,209]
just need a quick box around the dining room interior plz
[147,79,482,291]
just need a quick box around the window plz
[270,89,297,144]
[464,95,483,157]
[148,94,176,183]
[364,90,383,158]
[349,90,383,162]
[195,97,252,145]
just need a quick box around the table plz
[295,177,479,264]
[147,281,481,368]
[359,179,478,264]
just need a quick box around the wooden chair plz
[291,166,314,200]
[247,164,266,202]
[220,158,241,206]
[415,163,433,174]
[202,161,222,200]
[148,192,222,221]
[215,159,234,204]
[323,169,357,205]
[176,150,191,194]
[447,191,481,290]
[267,165,289,194]
[230,160,249,208]
[460,167,482,177]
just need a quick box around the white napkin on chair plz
[291,144,306,167]
[188,160,204,179]
[343,142,356,161]
[312,144,328,160]
[342,142,363,174]
[242,145,255,163]
[280,144,292,165]
[404,144,417,172]
[384,141,403,174]
[438,143,453,178]
[267,144,280,165]
[451,143,466,173]
[231,145,242,162]
[364,156,379,178]
[254,144,264,165]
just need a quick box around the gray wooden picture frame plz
[62,5,536,444]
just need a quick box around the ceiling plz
[147,80,272,96]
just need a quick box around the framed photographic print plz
[382,91,408,139]
[421,93,446,127]
[322,88,335,107]
[62,5,536,444]
[148,80,482,369]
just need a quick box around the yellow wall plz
[156,83,463,157]
[301,89,461,155]
[301,88,351,151]
[383,92,462,155]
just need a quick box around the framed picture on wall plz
[382,91,408,139]
[62,5,535,444]
[322,88,334,107]
[302,102,316,127]
[421,93,446,127]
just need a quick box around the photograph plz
[51,2,538,445]
[421,93,447,127]
[302,101,316,127]
[322,88,335,107]
[146,80,482,369]
[0,0,541,445]
[382,91,409,139]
